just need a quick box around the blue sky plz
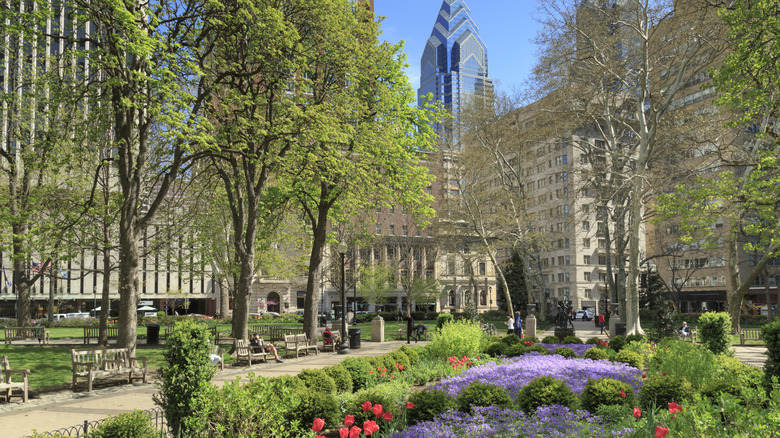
[375,0,541,93]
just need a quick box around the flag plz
[60,269,68,279]
[32,262,41,273]
[2,266,10,286]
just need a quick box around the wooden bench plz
[322,330,341,352]
[234,339,267,366]
[270,326,305,343]
[4,326,50,345]
[83,326,119,344]
[283,334,318,358]
[71,347,148,392]
[397,326,429,341]
[1,356,29,402]
[739,328,764,346]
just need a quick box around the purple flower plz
[429,354,643,400]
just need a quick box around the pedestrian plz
[505,313,514,335]
[514,311,523,338]
[598,313,605,334]
[405,312,416,344]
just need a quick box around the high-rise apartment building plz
[418,0,493,150]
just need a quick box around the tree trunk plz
[117,211,139,355]
[625,179,643,335]
[98,244,111,347]
[303,204,329,341]
[12,225,32,327]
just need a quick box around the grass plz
[1,345,168,392]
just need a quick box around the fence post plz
[83,420,89,435]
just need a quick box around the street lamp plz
[337,241,350,355]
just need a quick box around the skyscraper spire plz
[418,0,493,149]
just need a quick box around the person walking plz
[514,311,523,338]
[505,313,514,335]
[598,313,605,334]
[405,312,416,344]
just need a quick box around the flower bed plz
[387,405,634,438]
[430,353,643,399]
[535,343,597,357]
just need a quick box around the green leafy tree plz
[496,249,529,313]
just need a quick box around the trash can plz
[348,328,361,349]
[615,322,626,337]
[146,323,160,345]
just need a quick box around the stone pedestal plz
[525,315,537,339]
[371,315,385,342]
[609,316,622,338]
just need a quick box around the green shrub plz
[614,350,644,369]
[400,345,421,365]
[625,334,644,344]
[649,339,718,391]
[290,389,340,430]
[437,313,454,330]
[583,347,609,361]
[189,375,305,437]
[341,357,373,391]
[524,336,540,343]
[153,319,215,436]
[608,335,626,352]
[500,334,522,345]
[542,335,560,344]
[406,389,458,426]
[553,346,577,359]
[485,342,508,357]
[594,404,633,425]
[506,343,528,357]
[580,378,636,413]
[586,337,603,345]
[296,368,336,394]
[638,375,694,409]
[516,376,577,414]
[324,364,353,394]
[88,410,157,438]
[526,344,550,355]
[762,317,780,391]
[456,382,513,413]
[427,319,484,359]
[390,350,411,369]
[562,336,583,344]
[698,312,732,355]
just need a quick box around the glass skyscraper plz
[418,0,493,149]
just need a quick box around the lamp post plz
[337,241,350,354]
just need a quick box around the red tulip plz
[339,427,349,438]
[642,373,646,378]
[654,426,669,438]
[633,408,641,418]
[398,365,404,370]
[316,436,325,438]
[662,371,666,376]
[363,420,380,435]
[344,414,354,427]
[312,418,324,432]
[620,389,626,398]
[405,402,415,409]
[369,369,373,374]
[383,411,393,422]
[361,400,373,412]
[372,403,384,417]
[668,402,683,414]
[349,426,362,438]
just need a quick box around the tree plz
[496,249,530,313]
[532,0,729,334]
[657,0,780,332]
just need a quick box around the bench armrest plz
[129,356,149,367]
[4,368,31,378]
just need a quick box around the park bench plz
[397,326,429,341]
[270,326,305,343]
[1,355,29,403]
[83,326,119,344]
[71,347,148,392]
[234,339,267,366]
[283,333,318,358]
[3,326,50,345]
[322,330,341,352]
[739,328,764,346]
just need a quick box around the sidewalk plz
[1,340,415,438]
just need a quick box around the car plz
[187,313,213,319]
[575,310,594,321]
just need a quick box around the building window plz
[296,291,306,309]
[558,273,565,282]
[479,262,486,275]
[598,239,606,248]
[564,272,570,282]
[387,247,395,259]
[598,255,606,265]
[584,255,591,264]
[448,290,456,306]
[480,290,487,306]
[389,225,395,235]
[583,221,590,231]
[565,255,570,265]
[584,272,591,281]
[583,238,591,248]
[402,225,408,236]
[376,224,382,235]
[584,288,591,298]
[558,256,565,265]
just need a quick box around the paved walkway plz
[1,323,769,437]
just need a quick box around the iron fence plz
[27,407,167,437]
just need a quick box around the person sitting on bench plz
[414,322,428,342]
[680,321,691,339]
[251,333,284,363]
